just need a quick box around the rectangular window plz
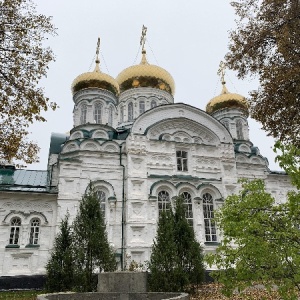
[176,150,188,171]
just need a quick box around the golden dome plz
[71,59,119,96]
[206,84,248,114]
[116,50,175,96]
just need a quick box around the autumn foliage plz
[226,0,300,147]
[0,0,57,165]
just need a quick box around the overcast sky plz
[28,0,280,170]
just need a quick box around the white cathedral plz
[0,36,293,278]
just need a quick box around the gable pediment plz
[131,103,232,144]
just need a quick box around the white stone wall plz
[0,192,57,276]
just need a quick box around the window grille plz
[128,102,134,121]
[94,103,102,124]
[181,192,193,227]
[120,106,124,123]
[96,190,106,218]
[108,106,113,126]
[158,191,170,214]
[139,101,145,114]
[236,120,244,140]
[176,151,188,171]
[80,104,87,124]
[9,218,21,245]
[202,193,217,242]
[29,218,40,245]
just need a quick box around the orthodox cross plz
[218,61,226,85]
[140,25,147,51]
[96,37,100,61]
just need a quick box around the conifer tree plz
[173,197,205,290]
[148,197,204,292]
[148,209,181,292]
[45,213,74,292]
[72,184,116,292]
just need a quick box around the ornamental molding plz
[119,87,174,104]
[148,119,218,145]
[73,88,118,105]
[131,104,233,144]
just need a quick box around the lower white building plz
[0,45,293,278]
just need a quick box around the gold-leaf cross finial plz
[218,61,226,85]
[94,37,101,72]
[96,37,100,62]
[140,25,147,52]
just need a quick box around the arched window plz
[128,102,133,121]
[108,106,113,126]
[120,106,124,123]
[94,102,102,124]
[223,120,230,130]
[9,217,21,245]
[202,193,217,242]
[96,190,106,218]
[29,218,40,245]
[236,120,244,140]
[181,192,193,226]
[158,191,170,214]
[139,100,145,114]
[151,100,157,108]
[80,104,87,124]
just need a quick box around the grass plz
[0,290,43,300]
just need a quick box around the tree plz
[72,184,116,292]
[148,209,182,292]
[206,178,300,300]
[0,0,57,165]
[148,197,204,292]
[45,213,74,292]
[226,0,300,148]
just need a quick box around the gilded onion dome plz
[116,49,175,96]
[71,42,119,96]
[206,83,248,114]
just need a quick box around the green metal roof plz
[0,169,51,193]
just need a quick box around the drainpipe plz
[119,144,125,270]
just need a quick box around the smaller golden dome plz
[71,59,119,96]
[206,84,248,114]
[116,50,175,96]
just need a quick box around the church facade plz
[0,40,293,277]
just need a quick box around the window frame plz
[176,150,188,171]
[128,102,134,121]
[120,106,125,123]
[151,100,157,108]
[108,106,113,126]
[94,102,102,124]
[139,100,145,114]
[29,218,40,245]
[9,217,21,245]
[181,192,194,227]
[158,190,171,215]
[96,190,106,219]
[80,103,88,124]
[236,119,244,140]
[202,193,217,242]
